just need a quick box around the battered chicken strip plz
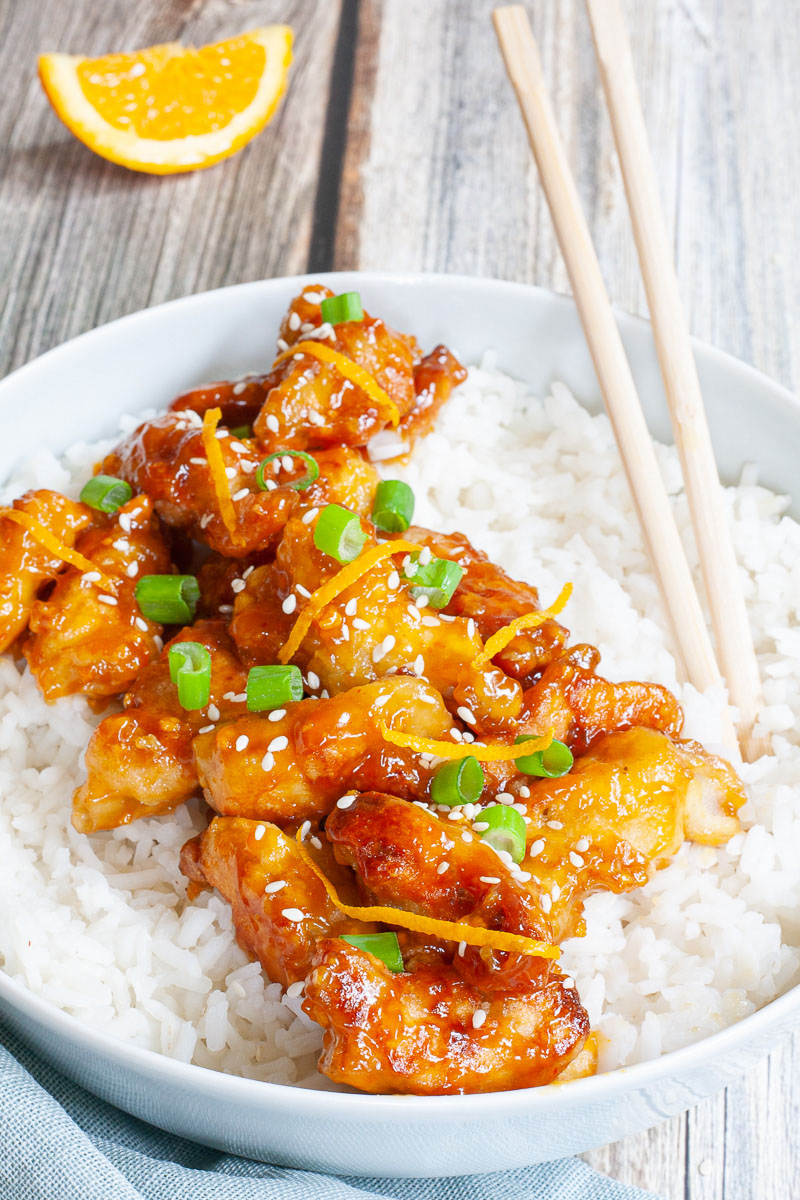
[24,495,169,701]
[180,816,374,987]
[520,644,683,754]
[72,620,248,833]
[407,526,569,680]
[303,939,589,1095]
[258,513,525,729]
[252,286,423,452]
[104,411,297,558]
[326,791,554,990]
[518,727,745,940]
[0,490,95,652]
[193,677,451,825]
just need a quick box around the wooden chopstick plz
[584,0,766,761]
[491,4,742,761]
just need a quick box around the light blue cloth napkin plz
[0,1019,663,1200]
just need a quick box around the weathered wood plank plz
[0,0,342,377]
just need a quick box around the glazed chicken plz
[0,285,748,1097]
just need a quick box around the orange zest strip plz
[201,407,240,544]
[295,831,560,961]
[379,724,554,763]
[278,538,421,664]
[0,508,115,591]
[472,582,573,669]
[273,340,400,428]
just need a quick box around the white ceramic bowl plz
[0,273,798,1178]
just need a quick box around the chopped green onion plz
[313,504,367,563]
[341,932,403,973]
[430,756,484,807]
[479,804,527,864]
[320,291,364,326]
[230,424,252,439]
[256,450,320,492]
[371,480,415,533]
[405,554,464,608]
[514,736,574,778]
[168,642,212,711]
[246,664,303,712]
[135,575,200,625]
[79,474,132,514]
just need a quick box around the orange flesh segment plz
[201,408,240,544]
[472,582,573,669]
[380,725,554,762]
[273,341,400,428]
[295,832,560,960]
[0,508,115,591]
[277,539,422,664]
[75,37,266,139]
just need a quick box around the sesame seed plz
[382,635,396,653]
[341,624,350,642]
[135,616,148,632]
[189,457,206,466]
[254,824,266,841]
[282,594,297,614]
[199,514,212,529]
[232,488,249,502]
[198,725,215,734]
[83,571,101,583]
[418,547,432,566]
[337,795,356,809]
[222,691,236,700]
[344,598,357,616]
[407,603,421,622]
[461,832,473,843]
[456,706,476,725]
[495,792,514,805]
[215,429,228,440]
[232,381,247,395]
[276,338,289,352]
[125,562,139,578]
[286,980,305,998]
[231,442,248,454]
[372,644,388,663]
[551,884,561,901]
[576,837,590,852]
[310,836,322,850]
[266,415,280,434]
[563,977,575,990]
[268,736,288,753]
[306,671,320,689]
[413,655,425,676]
[98,594,117,606]
[267,709,286,722]
[118,514,132,532]
[439,614,456,622]
[387,571,400,590]
[480,876,501,885]
[467,619,476,638]
[547,820,564,830]
[421,616,439,627]
[450,727,463,742]
[529,839,545,857]
[437,861,450,874]
[235,735,249,752]
[296,584,312,598]
[261,752,275,772]
[416,594,430,609]
[472,822,489,833]
[517,870,532,882]
[569,852,585,869]
[265,880,286,894]
[207,704,220,721]
[519,786,531,799]
[541,895,553,913]
[281,455,295,473]
[472,1010,487,1030]
[353,617,370,630]
[458,941,467,957]
[288,312,301,331]
[281,908,305,922]
[232,691,245,702]
[225,467,237,480]
[218,604,233,614]
[264,479,277,491]
[231,579,246,593]
[299,820,311,840]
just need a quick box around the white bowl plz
[0,272,798,1178]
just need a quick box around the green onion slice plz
[168,642,212,711]
[430,756,484,807]
[341,932,403,973]
[79,474,132,514]
[320,291,364,326]
[256,450,320,493]
[135,575,200,625]
[313,504,367,563]
[371,479,415,533]
[230,424,252,440]
[246,664,303,712]
[514,736,574,778]
[479,804,527,864]
[405,553,464,608]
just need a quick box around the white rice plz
[1,358,799,1084]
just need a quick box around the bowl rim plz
[1,268,798,1117]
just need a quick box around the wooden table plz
[1,1,798,1195]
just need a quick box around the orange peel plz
[472,582,573,669]
[379,725,554,762]
[0,508,115,591]
[201,408,241,544]
[273,341,400,427]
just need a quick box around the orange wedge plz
[38,26,293,175]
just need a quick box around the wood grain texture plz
[1,0,799,1196]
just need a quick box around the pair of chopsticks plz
[493,2,766,763]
